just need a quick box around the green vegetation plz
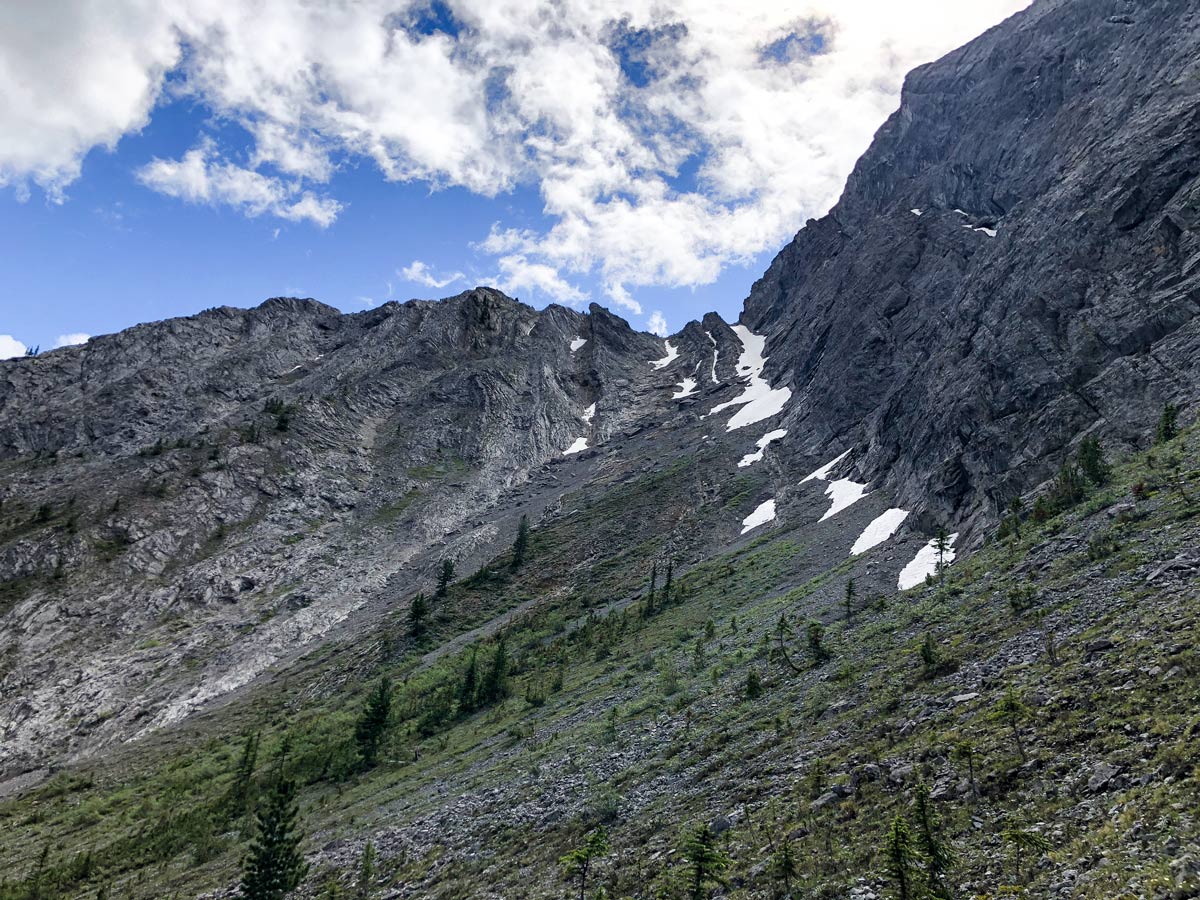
[0,418,1197,900]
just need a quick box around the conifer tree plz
[844,578,856,621]
[643,562,659,618]
[933,528,951,580]
[883,815,919,900]
[354,678,392,768]
[1001,824,1050,885]
[806,621,831,666]
[226,731,260,822]
[480,637,509,704]
[681,823,730,900]
[407,592,429,638]
[436,559,455,598]
[913,782,954,899]
[662,559,674,606]
[769,836,799,897]
[1077,436,1110,486]
[356,841,376,899]
[1156,402,1179,444]
[989,687,1029,762]
[744,668,763,700]
[560,825,609,900]
[241,769,308,900]
[458,649,479,715]
[511,514,530,570]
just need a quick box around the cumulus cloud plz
[646,311,669,337]
[0,335,28,359]
[400,260,464,290]
[493,255,587,306]
[138,140,341,226]
[1,1,1029,295]
[53,332,90,348]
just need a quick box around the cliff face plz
[2,0,1198,805]
[742,0,1200,533]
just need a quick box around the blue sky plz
[0,1,1026,356]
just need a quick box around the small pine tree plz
[919,633,941,679]
[844,578,856,621]
[1156,402,1179,444]
[989,687,1029,762]
[883,815,919,900]
[662,559,674,606]
[354,678,392,768]
[407,592,429,638]
[240,771,308,900]
[511,514,530,570]
[932,528,951,580]
[458,650,479,715]
[806,621,831,666]
[1006,496,1024,539]
[1030,495,1052,523]
[480,637,509,704]
[356,841,376,899]
[1049,462,1087,509]
[643,562,659,619]
[913,782,954,899]
[681,823,730,900]
[1077,436,1110,486]
[436,560,455,598]
[1001,824,1051,885]
[225,731,260,821]
[769,836,799,897]
[744,668,763,700]
[560,826,609,900]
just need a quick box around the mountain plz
[1,1,1198,898]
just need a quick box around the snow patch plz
[953,208,968,217]
[705,330,720,384]
[570,336,587,352]
[819,478,869,521]
[850,508,910,555]
[650,340,679,369]
[801,450,851,483]
[673,377,698,399]
[563,403,597,455]
[898,533,959,590]
[910,208,923,216]
[738,429,787,467]
[963,224,997,237]
[705,325,792,431]
[741,499,776,534]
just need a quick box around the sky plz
[0,0,1029,357]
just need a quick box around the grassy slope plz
[2,425,1198,900]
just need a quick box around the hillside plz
[1,0,1198,898]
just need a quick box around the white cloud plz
[647,311,669,337]
[137,140,341,226]
[493,255,587,306]
[1,1,1030,297]
[53,332,89,348]
[0,335,28,359]
[400,260,464,290]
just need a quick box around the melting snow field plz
[897,532,959,589]
[850,508,910,555]
[738,429,787,467]
[741,499,776,534]
[705,331,720,383]
[799,450,867,520]
[570,336,587,352]
[963,224,997,237]
[801,450,851,483]
[651,340,679,369]
[706,325,792,431]
[563,403,596,455]
[910,208,923,216]
[819,478,869,521]
[673,377,698,399]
